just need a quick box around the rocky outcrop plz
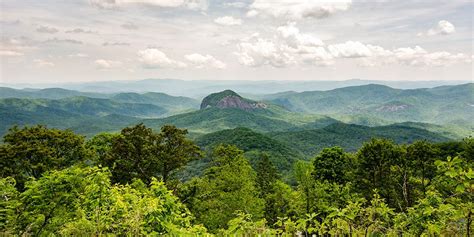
[200,90,267,110]
[376,104,410,112]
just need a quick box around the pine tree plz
[256,153,280,224]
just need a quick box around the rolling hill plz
[5,79,469,97]
[265,83,474,129]
[268,123,451,156]
[0,97,161,136]
[0,87,199,115]
[111,92,199,112]
[143,90,340,134]
[1,86,467,147]
[0,87,107,99]
[195,127,305,172]
[1,97,167,117]
[180,123,453,180]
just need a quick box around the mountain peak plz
[200,90,267,110]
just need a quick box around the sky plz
[0,0,473,84]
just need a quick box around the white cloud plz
[418,20,456,36]
[0,50,24,56]
[246,10,259,17]
[214,16,242,26]
[68,53,89,58]
[137,48,187,68]
[34,59,55,67]
[184,53,226,69]
[235,23,330,67]
[36,25,59,34]
[234,38,295,67]
[247,0,352,20]
[297,46,334,66]
[354,45,468,67]
[0,38,35,57]
[65,28,96,34]
[277,22,324,47]
[392,46,467,67]
[234,24,468,68]
[327,41,374,58]
[94,59,122,69]
[90,0,207,10]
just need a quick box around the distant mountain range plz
[2,78,470,98]
[0,87,199,113]
[1,84,471,141]
[265,83,474,129]
[0,87,198,135]
[2,84,471,175]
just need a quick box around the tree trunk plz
[467,210,472,237]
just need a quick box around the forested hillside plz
[1,85,472,235]
[195,127,305,173]
[269,123,450,156]
[1,85,471,138]
[2,0,472,234]
[0,97,157,136]
[1,124,472,235]
[0,89,199,136]
[266,83,474,129]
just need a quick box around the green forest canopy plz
[1,124,473,236]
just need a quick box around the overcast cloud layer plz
[0,0,472,83]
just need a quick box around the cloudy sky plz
[1,0,472,84]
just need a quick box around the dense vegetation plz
[2,84,472,139]
[269,123,449,156]
[0,88,199,136]
[1,124,472,236]
[196,127,305,174]
[266,83,473,132]
[0,87,199,110]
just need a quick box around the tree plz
[100,124,201,185]
[101,123,159,184]
[435,141,464,160]
[312,146,350,184]
[156,125,201,183]
[0,125,88,189]
[185,145,264,231]
[256,153,278,196]
[293,160,314,215]
[406,140,439,198]
[256,153,280,224]
[324,193,394,236]
[0,177,21,233]
[265,180,295,224]
[461,137,474,161]
[220,211,274,236]
[355,138,405,210]
[3,166,202,236]
[85,132,121,162]
[395,156,473,236]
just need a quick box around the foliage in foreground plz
[0,124,472,236]
[0,166,206,236]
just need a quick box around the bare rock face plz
[376,104,410,112]
[200,90,267,110]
